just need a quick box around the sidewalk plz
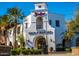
[48,51,79,56]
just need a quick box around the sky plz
[0,2,79,21]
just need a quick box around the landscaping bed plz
[11,48,43,55]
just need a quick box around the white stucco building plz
[7,24,23,46]
[23,2,66,52]
[7,2,66,52]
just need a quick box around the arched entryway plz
[35,36,46,49]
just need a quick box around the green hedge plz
[11,48,20,55]
[33,49,43,55]
[21,49,29,55]
[11,48,43,55]
[21,48,43,55]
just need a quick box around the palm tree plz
[66,7,79,38]
[67,20,76,39]
[61,31,71,49]
[0,15,10,45]
[7,7,23,48]
[0,16,3,45]
[61,7,79,49]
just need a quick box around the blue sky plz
[0,2,79,21]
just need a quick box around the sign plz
[29,30,53,35]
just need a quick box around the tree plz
[7,7,23,48]
[0,15,10,45]
[17,34,25,48]
[67,20,76,39]
[61,31,72,48]
[0,16,3,45]
[67,7,79,37]
[61,7,79,49]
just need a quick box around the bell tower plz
[33,2,48,17]
[34,2,47,10]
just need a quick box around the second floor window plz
[56,20,60,27]
[49,20,52,25]
[36,17,43,29]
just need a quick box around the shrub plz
[65,48,71,51]
[38,49,43,54]
[30,48,34,55]
[21,48,31,55]
[11,48,43,55]
[27,48,31,55]
[21,47,26,50]
[33,49,42,55]
[11,48,20,55]
[21,49,28,55]
[33,49,38,54]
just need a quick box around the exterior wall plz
[34,3,47,10]
[23,11,56,51]
[23,3,66,51]
[48,14,66,47]
[7,3,66,52]
[7,28,15,46]
[71,34,79,48]
[72,47,79,55]
[7,24,23,46]
[71,35,79,55]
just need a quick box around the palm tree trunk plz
[4,30,7,46]
[14,16,18,48]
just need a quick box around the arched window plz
[36,17,43,29]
